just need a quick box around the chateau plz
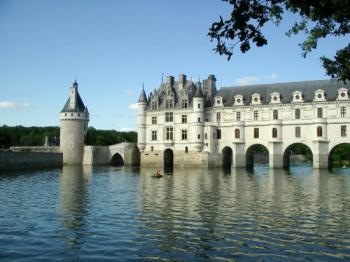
[137,74,350,169]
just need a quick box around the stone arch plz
[283,143,313,169]
[110,153,124,167]
[222,146,233,169]
[164,149,173,169]
[245,144,269,169]
[328,143,350,169]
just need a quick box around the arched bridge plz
[83,142,140,166]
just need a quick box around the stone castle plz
[137,74,350,169]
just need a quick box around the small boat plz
[152,171,163,178]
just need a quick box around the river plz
[0,165,349,261]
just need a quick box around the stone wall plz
[0,151,62,170]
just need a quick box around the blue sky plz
[0,0,347,130]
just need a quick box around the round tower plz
[60,81,89,165]
[137,87,147,152]
[192,83,204,152]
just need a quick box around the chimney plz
[166,76,174,87]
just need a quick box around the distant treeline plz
[0,125,137,148]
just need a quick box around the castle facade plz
[137,75,350,169]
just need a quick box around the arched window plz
[317,126,323,137]
[235,129,240,138]
[272,128,278,138]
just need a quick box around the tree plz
[208,0,350,82]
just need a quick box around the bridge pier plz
[231,142,246,168]
[313,140,329,169]
[269,142,283,169]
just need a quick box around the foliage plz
[0,125,137,148]
[329,143,350,166]
[208,0,350,82]
[85,127,137,146]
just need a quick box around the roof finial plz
[161,73,164,84]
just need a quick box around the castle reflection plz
[59,165,92,250]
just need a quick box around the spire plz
[193,85,204,98]
[138,85,148,103]
[73,79,78,89]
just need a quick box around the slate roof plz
[216,79,350,106]
[61,92,86,113]
[138,89,148,103]
[193,85,204,98]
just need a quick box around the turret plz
[192,84,204,152]
[60,81,89,165]
[137,86,147,152]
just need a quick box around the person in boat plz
[154,169,161,177]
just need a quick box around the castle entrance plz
[164,149,173,170]
[222,146,233,169]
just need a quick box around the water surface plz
[0,165,349,261]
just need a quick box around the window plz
[317,108,323,118]
[198,117,201,123]
[341,125,347,137]
[205,133,207,140]
[181,130,187,140]
[216,129,221,139]
[341,107,346,118]
[254,110,258,120]
[152,116,157,125]
[181,115,187,123]
[165,100,173,109]
[198,103,201,109]
[71,113,73,116]
[151,131,157,141]
[165,112,173,122]
[197,134,201,139]
[166,127,173,140]
[236,111,241,121]
[295,127,301,138]
[151,146,153,151]
[235,129,240,139]
[217,112,221,122]
[317,126,323,137]
[295,108,301,119]
[151,101,157,110]
[272,128,278,138]
[273,110,278,120]
[78,113,80,117]
[254,128,259,138]
[185,147,188,153]
[182,99,188,109]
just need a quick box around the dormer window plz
[251,93,261,105]
[337,87,349,100]
[165,99,173,109]
[314,89,326,102]
[214,96,223,107]
[270,92,281,104]
[151,101,157,110]
[234,94,244,106]
[292,91,304,103]
[181,99,188,109]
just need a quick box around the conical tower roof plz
[138,87,148,103]
[61,81,86,113]
[193,85,204,98]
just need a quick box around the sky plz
[0,0,348,131]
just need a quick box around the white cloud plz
[126,90,135,96]
[271,73,278,79]
[234,76,258,86]
[0,101,30,109]
[121,127,136,132]
[128,103,138,110]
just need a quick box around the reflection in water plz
[59,165,92,250]
[0,165,350,261]
[136,166,350,261]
